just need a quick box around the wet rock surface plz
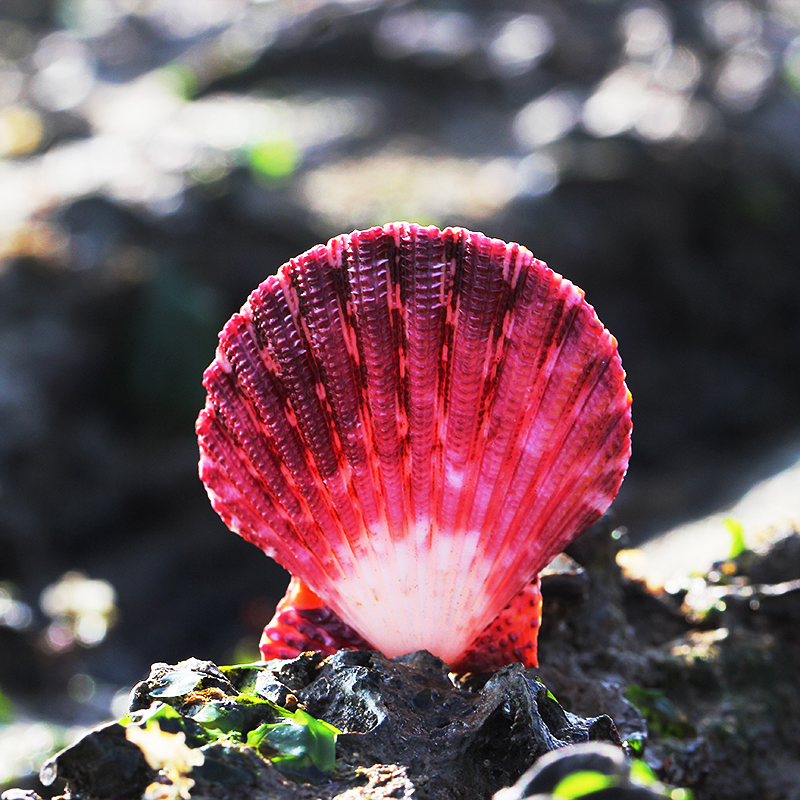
[534,525,800,800]
[38,650,622,800]
[2,0,800,700]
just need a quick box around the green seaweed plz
[624,686,695,740]
[723,518,747,559]
[123,675,341,784]
[246,708,340,783]
[553,770,619,798]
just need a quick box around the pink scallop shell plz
[196,222,632,667]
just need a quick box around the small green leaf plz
[191,702,245,734]
[235,692,296,718]
[625,686,694,739]
[160,64,197,100]
[535,677,559,704]
[0,686,14,723]
[723,518,746,559]
[143,702,185,725]
[134,701,211,748]
[246,709,339,782]
[292,707,341,737]
[623,732,645,757]
[219,663,266,693]
[553,770,618,799]
[630,758,659,786]
[249,139,299,180]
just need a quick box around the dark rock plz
[128,656,238,711]
[39,722,155,799]
[746,533,800,585]
[288,649,621,798]
[34,651,624,800]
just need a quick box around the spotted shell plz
[196,222,632,669]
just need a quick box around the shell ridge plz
[438,232,496,530]
[446,237,525,624]
[198,406,346,587]
[404,225,466,615]
[215,315,341,528]
[449,258,569,607]
[424,228,461,628]
[533,402,631,563]
[293,252,383,533]
[204,424,364,602]
[286,252,379,555]
[237,262,393,627]
[430,228,480,629]
[281,241,403,634]
[403,230,442,526]
[276,262,349,486]
[478,279,587,561]
[460,265,544,547]
[404,224,463,635]
[204,360,328,540]
[481,332,630,611]
[373,227,425,629]
[347,229,408,540]
[433,232,521,633]
[244,279,365,580]
[201,359,323,544]
[292,236,406,638]
[432,231,458,528]
[391,226,435,630]
[388,229,414,547]
[401,227,439,611]
[470,283,613,610]
[510,330,623,539]
[461,243,534,536]
[440,227,511,635]
[322,229,411,638]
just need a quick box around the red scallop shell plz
[196,223,632,668]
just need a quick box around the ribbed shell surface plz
[197,222,632,666]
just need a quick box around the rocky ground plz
[4,519,800,800]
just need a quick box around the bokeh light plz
[299,149,532,232]
[487,14,554,77]
[703,0,762,47]
[0,584,32,630]
[513,90,581,150]
[375,9,477,63]
[714,44,775,109]
[31,31,95,112]
[0,722,61,786]
[39,572,117,651]
[621,4,672,58]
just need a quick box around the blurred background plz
[1,0,799,789]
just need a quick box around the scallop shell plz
[197,222,632,668]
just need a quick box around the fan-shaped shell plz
[197,222,632,667]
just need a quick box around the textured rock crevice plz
[39,650,622,800]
